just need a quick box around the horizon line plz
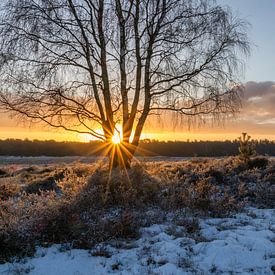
[1,137,275,143]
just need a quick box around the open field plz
[0,156,192,165]
[0,157,274,274]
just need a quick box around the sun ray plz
[112,134,121,144]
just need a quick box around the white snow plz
[1,208,274,275]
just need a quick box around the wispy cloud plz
[242,81,275,125]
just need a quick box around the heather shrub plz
[0,191,60,262]
[84,163,159,208]
[0,158,273,262]
[0,230,35,264]
[0,178,21,200]
[95,210,139,241]
[185,177,218,211]
[189,178,239,216]
[24,176,59,194]
[0,164,145,259]
[24,170,66,194]
[71,163,94,177]
[247,157,269,169]
[0,168,8,177]
[0,167,91,261]
[160,175,237,216]
[254,182,275,208]
[205,168,224,183]
[234,161,248,174]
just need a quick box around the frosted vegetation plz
[0,157,274,273]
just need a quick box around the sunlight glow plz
[112,133,121,144]
[79,133,92,142]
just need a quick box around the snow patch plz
[0,208,274,274]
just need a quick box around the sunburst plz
[111,133,121,144]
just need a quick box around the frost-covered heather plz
[0,157,274,273]
[0,156,189,165]
[0,208,274,274]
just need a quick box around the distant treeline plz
[0,138,275,157]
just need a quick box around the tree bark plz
[108,141,136,170]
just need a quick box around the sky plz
[219,0,275,82]
[0,0,275,142]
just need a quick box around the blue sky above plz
[218,0,275,82]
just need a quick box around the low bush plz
[0,179,21,200]
[0,169,8,177]
[24,176,59,194]
[24,170,66,194]
[205,168,224,183]
[0,157,273,262]
[0,191,59,262]
[247,157,269,169]
[254,182,275,208]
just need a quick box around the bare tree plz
[0,0,249,168]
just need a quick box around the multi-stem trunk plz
[103,118,140,170]
[108,141,137,170]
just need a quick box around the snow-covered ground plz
[1,208,274,275]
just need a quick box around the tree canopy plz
[0,0,249,168]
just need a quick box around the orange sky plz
[1,127,275,142]
[0,96,275,142]
[1,82,275,142]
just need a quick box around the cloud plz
[187,81,275,139]
[143,81,275,139]
[242,81,275,125]
[243,81,275,99]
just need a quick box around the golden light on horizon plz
[2,123,275,143]
[79,133,92,142]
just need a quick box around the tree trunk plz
[108,142,136,170]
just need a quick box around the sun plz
[112,133,121,144]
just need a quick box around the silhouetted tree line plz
[0,138,275,157]
[0,139,103,157]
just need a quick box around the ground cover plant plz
[0,156,274,267]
